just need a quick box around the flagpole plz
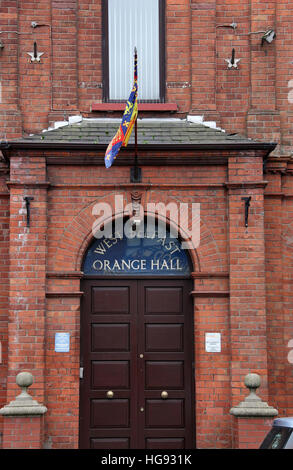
[134,110,138,180]
[131,47,141,183]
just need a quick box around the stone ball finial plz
[244,373,261,391]
[0,371,47,416]
[230,372,278,417]
[16,372,33,390]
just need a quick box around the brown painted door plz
[79,279,194,449]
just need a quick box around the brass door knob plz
[106,390,114,399]
[161,391,168,399]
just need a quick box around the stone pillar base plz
[230,373,278,449]
[232,416,275,449]
[0,372,47,449]
[2,415,44,449]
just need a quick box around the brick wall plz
[44,158,231,448]
[0,169,9,443]
[264,158,293,416]
[0,0,292,152]
[0,1,22,140]
[1,149,293,449]
[232,416,275,449]
[2,416,44,449]
[6,155,47,407]
[0,0,293,450]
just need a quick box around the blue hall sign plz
[83,230,191,276]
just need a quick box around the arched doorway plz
[79,221,195,449]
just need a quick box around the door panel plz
[91,323,130,351]
[91,361,130,389]
[91,438,130,449]
[145,361,184,389]
[79,279,194,449]
[91,286,130,314]
[146,438,185,449]
[145,400,185,427]
[91,399,130,427]
[145,324,184,351]
[145,287,182,314]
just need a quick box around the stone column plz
[230,373,278,449]
[0,372,47,449]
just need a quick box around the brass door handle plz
[106,390,114,399]
[161,391,168,399]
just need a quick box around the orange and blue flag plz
[105,50,138,168]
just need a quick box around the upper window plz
[102,0,165,102]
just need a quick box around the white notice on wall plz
[205,332,221,352]
[55,332,70,353]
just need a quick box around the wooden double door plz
[79,279,195,449]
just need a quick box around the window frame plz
[102,0,166,103]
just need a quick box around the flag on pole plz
[104,49,138,168]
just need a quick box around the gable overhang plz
[0,140,278,168]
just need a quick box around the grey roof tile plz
[11,118,259,146]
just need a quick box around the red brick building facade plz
[0,0,292,449]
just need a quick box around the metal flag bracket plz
[241,196,251,228]
[23,196,34,227]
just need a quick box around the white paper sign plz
[205,332,221,352]
[55,332,70,353]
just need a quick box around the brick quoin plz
[0,0,292,450]
[2,416,44,449]
[232,416,275,449]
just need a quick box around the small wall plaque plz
[205,332,221,353]
[55,333,70,353]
